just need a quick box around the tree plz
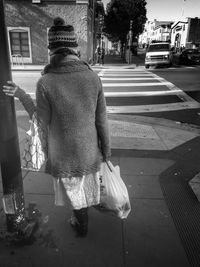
[103,0,147,52]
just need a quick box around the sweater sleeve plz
[15,87,36,119]
[36,80,51,126]
[36,80,51,157]
[95,78,111,160]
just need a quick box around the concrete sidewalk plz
[11,52,144,72]
[1,111,200,266]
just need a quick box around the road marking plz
[101,77,156,81]
[101,68,200,113]
[100,73,154,77]
[15,67,200,114]
[102,68,140,71]
[102,82,172,87]
[103,71,151,74]
[150,72,197,103]
[104,89,183,97]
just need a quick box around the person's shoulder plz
[81,62,100,78]
[36,74,47,89]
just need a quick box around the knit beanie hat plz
[48,17,78,50]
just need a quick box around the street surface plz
[151,67,200,99]
[13,64,200,126]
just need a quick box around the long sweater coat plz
[31,59,111,178]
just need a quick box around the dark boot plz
[72,208,88,237]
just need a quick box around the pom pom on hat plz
[48,17,78,50]
[53,17,65,26]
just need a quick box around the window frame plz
[7,27,32,63]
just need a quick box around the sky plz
[102,0,200,21]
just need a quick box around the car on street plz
[179,48,200,65]
[145,42,172,69]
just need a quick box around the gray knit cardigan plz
[18,60,111,178]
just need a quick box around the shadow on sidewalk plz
[104,54,127,65]
[103,52,145,67]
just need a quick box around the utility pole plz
[128,20,133,64]
[181,0,186,19]
[0,0,26,233]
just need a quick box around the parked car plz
[145,42,172,68]
[179,49,200,65]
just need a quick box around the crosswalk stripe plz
[99,73,154,77]
[101,68,200,113]
[104,89,183,97]
[101,77,156,81]
[102,68,141,71]
[102,82,171,87]
[150,72,197,103]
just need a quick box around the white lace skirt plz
[52,172,100,210]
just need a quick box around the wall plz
[187,18,200,48]
[171,21,189,50]
[5,0,89,64]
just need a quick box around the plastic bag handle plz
[105,160,113,172]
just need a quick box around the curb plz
[12,68,43,72]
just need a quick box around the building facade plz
[139,20,174,47]
[5,0,104,65]
[171,17,200,51]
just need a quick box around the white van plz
[145,42,172,68]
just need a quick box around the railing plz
[11,54,24,68]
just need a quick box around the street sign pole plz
[0,0,26,232]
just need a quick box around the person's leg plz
[61,176,89,237]
[72,208,88,237]
[62,173,100,237]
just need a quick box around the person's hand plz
[3,81,20,97]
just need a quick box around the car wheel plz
[145,65,149,69]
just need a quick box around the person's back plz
[37,60,108,177]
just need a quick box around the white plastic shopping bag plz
[99,161,131,219]
[21,113,46,171]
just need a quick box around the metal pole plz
[128,20,133,64]
[0,0,26,232]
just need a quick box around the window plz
[9,30,30,57]
[8,27,32,63]
[148,43,170,52]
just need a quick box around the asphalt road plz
[146,66,200,125]
[150,67,200,95]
